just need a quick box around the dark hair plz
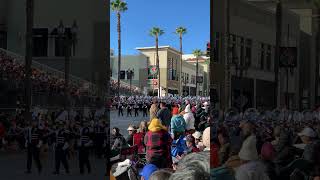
[113,127,120,134]
[149,169,173,180]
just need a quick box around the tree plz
[111,0,128,99]
[193,49,202,96]
[175,27,187,96]
[150,27,164,97]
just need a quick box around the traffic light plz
[120,70,125,79]
[206,42,210,57]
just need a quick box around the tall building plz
[136,46,203,96]
[249,0,318,109]
[0,0,107,86]
[212,0,301,111]
[183,54,210,96]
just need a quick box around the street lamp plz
[56,20,78,120]
[126,68,134,95]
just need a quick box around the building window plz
[33,28,48,57]
[168,58,173,80]
[260,43,265,70]
[266,45,271,71]
[191,75,195,84]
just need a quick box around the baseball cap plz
[298,127,317,138]
[139,164,158,180]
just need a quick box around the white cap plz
[298,127,317,138]
[127,126,135,131]
[192,131,202,139]
[203,102,209,106]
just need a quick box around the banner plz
[279,47,297,67]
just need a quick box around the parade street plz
[110,109,150,137]
[0,150,106,180]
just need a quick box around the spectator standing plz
[183,104,195,135]
[157,102,172,129]
[144,118,172,168]
[170,108,186,140]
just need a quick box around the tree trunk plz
[315,8,320,105]
[25,0,33,123]
[180,35,183,96]
[117,12,121,99]
[65,39,70,120]
[274,1,282,109]
[196,57,199,96]
[156,36,160,97]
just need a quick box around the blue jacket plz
[171,115,186,133]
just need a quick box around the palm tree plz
[111,0,128,99]
[193,49,202,96]
[175,27,187,96]
[150,27,164,97]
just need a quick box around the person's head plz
[139,121,148,133]
[31,120,38,128]
[172,107,180,116]
[218,132,229,145]
[169,152,210,180]
[140,164,158,180]
[160,102,166,109]
[298,127,316,144]
[239,120,255,139]
[273,126,281,138]
[148,118,167,132]
[127,125,136,135]
[186,135,196,148]
[260,142,275,161]
[149,169,173,180]
[112,127,120,136]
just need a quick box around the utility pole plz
[25,0,33,123]
[274,0,282,109]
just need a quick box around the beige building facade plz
[136,46,203,96]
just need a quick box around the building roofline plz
[136,46,181,54]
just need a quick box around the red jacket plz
[133,132,145,153]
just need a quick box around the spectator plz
[140,164,158,180]
[185,135,199,153]
[235,135,270,180]
[170,108,186,140]
[149,168,173,180]
[260,142,277,180]
[298,127,320,163]
[218,131,231,165]
[134,121,147,153]
[111,127,127,155]
[126,125,136,146]
[169,152,210,180]
[192,131,202,149]
[144,118,172,168]
[157,102,172,129]
[149,98,159,121]
[183,104,195,135]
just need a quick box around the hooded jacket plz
[171,115,186,133]
[183,105,195,130]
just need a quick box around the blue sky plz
[110,0,210,55]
